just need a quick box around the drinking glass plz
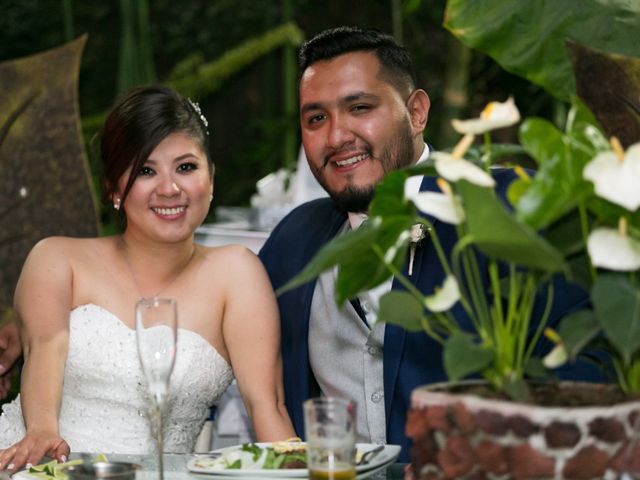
[135,297,177,480]
[304,397,357,480]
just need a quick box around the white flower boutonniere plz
[408,223,427,276]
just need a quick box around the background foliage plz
[0,0,561,215]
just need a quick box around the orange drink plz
[308,465,356,480]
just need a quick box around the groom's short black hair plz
[298,26,417,95]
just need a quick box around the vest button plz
[367,346,381,356]
[371,391,384,403]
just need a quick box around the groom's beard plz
[326,122,415,213]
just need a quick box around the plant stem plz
[523,279,554,365]
[578,202,597,282]
[372,244,458,336]
[421,218,452,276]
[489,261,509,366]
[451,236,482,331]
[372,244,422,300]
[483,131,492,171]
[454,235,491,338]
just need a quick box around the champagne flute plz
[135,297,178,480]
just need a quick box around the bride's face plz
[117,132,213,242]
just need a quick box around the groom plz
[257,26,592,462]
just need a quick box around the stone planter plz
[407,381,640,480]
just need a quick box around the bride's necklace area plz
[120,238,197,299]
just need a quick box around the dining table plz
[43,452,407,480]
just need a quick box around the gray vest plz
[308,264,386,444]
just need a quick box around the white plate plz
[12,472,36,480]
[186,442,401,477]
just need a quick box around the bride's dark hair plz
[100,85,212,223]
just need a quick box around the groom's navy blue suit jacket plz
[258,170,592,462]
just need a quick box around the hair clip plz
[187,98,209,134]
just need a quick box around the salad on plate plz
[193,440,307,471]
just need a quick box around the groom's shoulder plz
[260,198,341,260]
[272,197,340,236]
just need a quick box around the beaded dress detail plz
[0,304,234,453]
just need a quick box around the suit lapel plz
[383,174,440,424]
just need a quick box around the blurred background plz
[0,0,559,228]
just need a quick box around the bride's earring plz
[114,197,121,211]
[209,193,213,202]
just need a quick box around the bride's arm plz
[0,238,72,471]
[221,247,296,442]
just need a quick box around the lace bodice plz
[0,303,234,454]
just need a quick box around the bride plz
[0,85,295,471]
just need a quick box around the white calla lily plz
[587,227,640,271]
[432,151,496,187]
[424,275,460,312]
[451,96,520,135]
[542,328,568,368]
[409,191,464,225]
[583,142,640,211]
[543,344,569,369]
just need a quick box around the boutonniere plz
[408,223,427,276]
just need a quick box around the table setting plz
[6,296,404,480]
[9,449,404,480]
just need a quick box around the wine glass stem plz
[155,403,164,480]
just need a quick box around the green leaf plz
[543,211,592,288]
[544,209,584,258]
[466,143,529,166]
[516,112,604,230]
[457,180,566,272]
[443,0,640,101]
[502,378,531,402]
[369,170,415,218]
[524,357,548,379]
[587,195,638,228]
[519,118,566,168]
[276,221,380,296]
[402,159,437,178]
[517,119,581,229]
[334,215,413,305]
[506,177,531,207]
[565,96,607,146]
[592,273,640,365]
[378,290,425,333]
[555,309,600,359]
[443,333,493,381]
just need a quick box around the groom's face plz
[298,51,416,213]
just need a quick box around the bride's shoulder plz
[29,236,103,257]
[199,243,257,261]
[198,244,263,273]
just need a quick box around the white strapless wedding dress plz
[0,304,234,454]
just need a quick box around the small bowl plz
[65,462,140,480]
